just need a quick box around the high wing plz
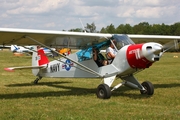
[128,34,180,43]
[0,28,112,49]
[0,28,180,47]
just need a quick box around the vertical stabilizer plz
[38,49,49,66]
[11,45,19,52]
[32,46,49,76]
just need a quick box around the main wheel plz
[140,81,154,95]
[96,84,111,99]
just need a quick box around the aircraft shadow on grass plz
[1,81,96,99]
[0,82,180,100]
[112,83,180,99]
[153,83,180,88]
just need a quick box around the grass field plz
[0,51,180,120]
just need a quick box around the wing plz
[0,28,112,49]
[128,34,180,44]
[1,28,180,48]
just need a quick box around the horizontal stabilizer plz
[4,65,47,72]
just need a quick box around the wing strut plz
[24,35,103,77]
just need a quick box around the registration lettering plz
[50,63,60,73]
[129,48,142,59]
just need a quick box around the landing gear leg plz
[34,76,42,84]
[140,81,154,95]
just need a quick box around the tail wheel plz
[140,81,154,95]
[34,77,42,84]
[96,84,111,99]
[34,78,39,84]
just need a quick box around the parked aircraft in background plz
[58,48,71,56]
[11,45,55,56]
[0,28,180,99]
[11,45,34,54]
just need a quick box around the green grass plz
[0,51,180,120]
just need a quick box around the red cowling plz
[126,44,153,69]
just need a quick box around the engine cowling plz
[126,42,163,69]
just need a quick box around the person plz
[93,47,107,67]
[106,40,117,64]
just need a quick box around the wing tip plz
[4,68,14,72]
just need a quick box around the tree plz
[160,23,171,35]
[69,21,180,35]
[133,22,151,34]
[85,22,97,33]
[116,24,133,34]
[105,24,116,33]
[151,24,162,35]
[171,22,180,35]
[100,27,108,33]
[69,28,83,32]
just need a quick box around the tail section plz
[11,45,19,52]
[37,48,49,66]
[32,46,49,76]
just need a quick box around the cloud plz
[124,0,160,6]
[2,0,68,15]
[135,7,162,18]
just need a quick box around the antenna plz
[79,18,86,33]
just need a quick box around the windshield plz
[113,34,135,50]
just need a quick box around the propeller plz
[139,40,180,62]
[162,40,180,53]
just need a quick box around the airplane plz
[10,44,56,57]
[59,48,71,56]
[0,27,180,99]
[11,45,34,54]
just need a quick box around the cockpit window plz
[113,34,135,50]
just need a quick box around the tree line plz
[69,22,180,35]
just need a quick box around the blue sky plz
[0,0,180,31]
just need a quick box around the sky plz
[0,0,180,31]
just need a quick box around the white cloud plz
[135,7,161,18]
[3,0,69,14]
[119,8,135,18]
[123,0,164,6]
[1,13,8,18]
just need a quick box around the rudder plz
[32,46,49,76]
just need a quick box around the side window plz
[76,48,92,62]
[76,39,110,62]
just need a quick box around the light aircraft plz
[0,28,180,99]
[11,45,34,54]
[59,48,71,56]
[10,44,55,56]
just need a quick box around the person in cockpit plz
[106,40,117,64]
[93,47,107,67]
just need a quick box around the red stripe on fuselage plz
[126,44,152,69]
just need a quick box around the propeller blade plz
[162,40,179,52]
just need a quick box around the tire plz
[140,81,154,95]
[96,84,111,99]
